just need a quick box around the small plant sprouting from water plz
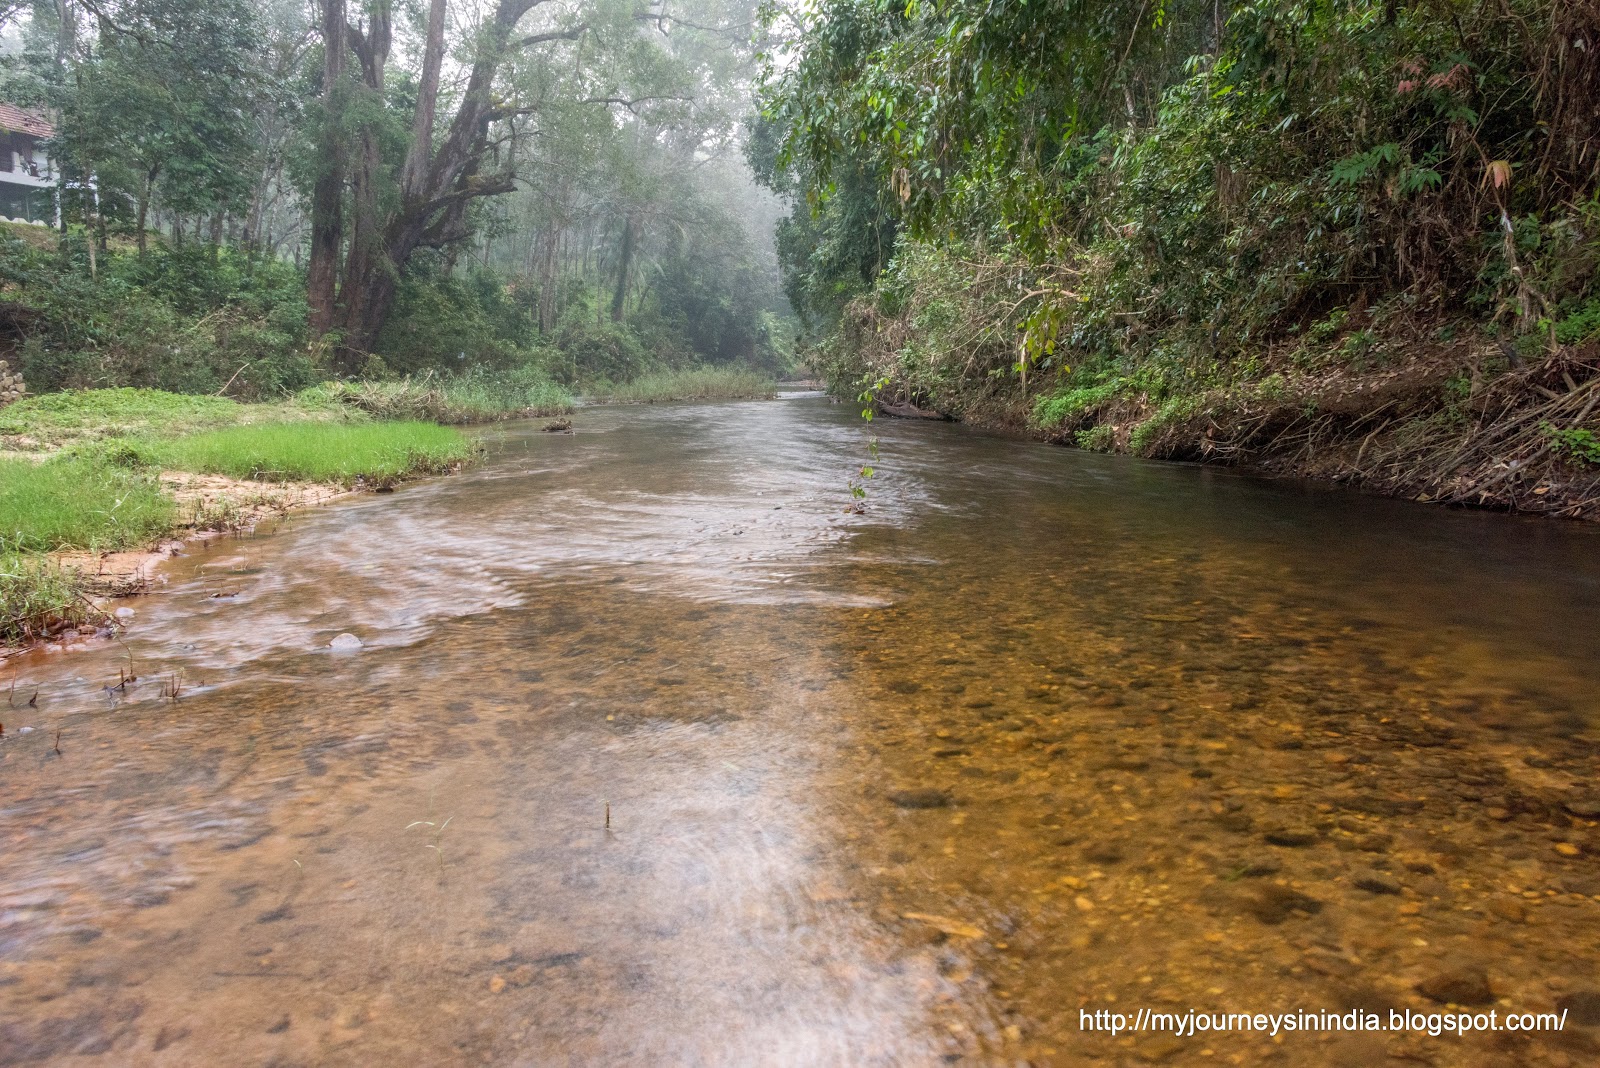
[406,815,453,871]
[116,641,138,691]
[161,670,185,702]
[846,376,891,513]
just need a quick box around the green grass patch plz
[0,387,354,450]
[1,552,95,645]
[588,366,777,404]
[0,454,175,644]
[0,455,175,554]
[137,421,477,487]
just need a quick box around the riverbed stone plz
[1352,873,1402,895]
[1488,899,1527,923]
[1556,990,1600,1026]
[1264,827,1318,848]
[1415,967,1494,1005]
[1245,885,1323,925]
[329,633,364,651]
[886,788,954,809]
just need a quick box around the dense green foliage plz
[0,0,796,406]
[757,0,1600,444]
[1,234,316,396]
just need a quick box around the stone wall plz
[0,358,23,406]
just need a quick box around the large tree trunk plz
[335,4,394,371]
[610,216,635,322]
[307,0,349,339]
[538,222,559,333]
[133,167,156,255]
[313,0,558,359]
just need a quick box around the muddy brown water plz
[3,393,1600,1067]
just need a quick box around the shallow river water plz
[3,393,1600,1067]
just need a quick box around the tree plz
[306,0,628,364]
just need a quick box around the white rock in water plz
[114,607,136,620]
[329,632,364,651]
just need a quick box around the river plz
[3,392,1598,1066]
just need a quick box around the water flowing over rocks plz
[1,400,1597,1065]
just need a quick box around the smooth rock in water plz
[329,633,364,651]
[1215,812,1254,833]
[1556,990,1600,1026]
[1488,898,1526,923]
[1564,799,1600,819]
[1246,885,1323,925]
[1264,827,1319,848]
[113,607,136,620]
[1234,857,1282,878]
[886,788,954,809]
[1563,876,1600,897]
[1352,873,1402,896]
[902,912,985,940]
[1415,967,1494,1006]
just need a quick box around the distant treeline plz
[0,0,793,394]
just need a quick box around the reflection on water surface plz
[3,394,1598,1066]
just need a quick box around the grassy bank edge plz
[2,414,479,652]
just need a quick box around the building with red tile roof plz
[0,102,56,226]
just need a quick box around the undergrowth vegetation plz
[586,367,778,404]
[757,0,1600,516]
[0,387,346,449]
[303,369,573,425]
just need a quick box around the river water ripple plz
[2,393,1599,1066]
